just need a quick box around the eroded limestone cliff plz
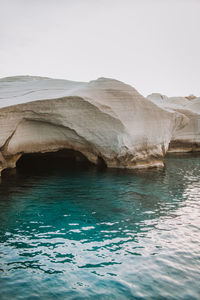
[0,76,189,174]
[147,93,200,152]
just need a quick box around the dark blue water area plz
[0,154,200,299]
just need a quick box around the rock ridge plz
[0,76,190,174]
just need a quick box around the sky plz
[0,0,199,96]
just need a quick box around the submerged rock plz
[147,93,200,152]
[0,76,188,174]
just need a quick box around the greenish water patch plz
[0,155,200,299]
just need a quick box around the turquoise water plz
[0,155,200,300]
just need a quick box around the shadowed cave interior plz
[15,149,106,173]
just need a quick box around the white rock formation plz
[0,76,188,174]
[147,93,200,152]
[147,93,191,108]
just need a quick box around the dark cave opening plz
[16,149,106,174]
[16,149,92,173]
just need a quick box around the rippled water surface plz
[0,155,200,299]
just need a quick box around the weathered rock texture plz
[0,76,188,174]
[147,93,200,152]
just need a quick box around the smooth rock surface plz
[0,76,188,174]
[147,93,200,152]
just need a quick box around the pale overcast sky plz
[0,0,199,96]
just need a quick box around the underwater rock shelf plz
[0,76,199,174]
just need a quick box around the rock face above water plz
[147,93,200,152]
[0,76,188,174]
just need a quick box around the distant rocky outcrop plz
[147,93,200,152]
[0,76,189,174]
[186,94,197,100]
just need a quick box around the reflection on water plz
[0,154,200,299]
